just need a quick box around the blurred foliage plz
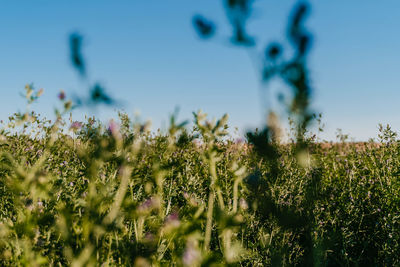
[0,106,399,266]
[69,32,116,108]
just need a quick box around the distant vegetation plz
[0,109,399,266]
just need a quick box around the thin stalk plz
[209,152,225,209]
[232,177,243,214]
[204,191,215,251]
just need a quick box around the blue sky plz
[1,0,400,141]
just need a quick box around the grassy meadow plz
[0,107,399,266]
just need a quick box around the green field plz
[0,109,399,266]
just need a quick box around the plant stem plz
[204,190,214,251]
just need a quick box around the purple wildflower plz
[58,90,65,100]
[164,212,180,228]
[108,120,120,135]
[137,197,160,213]
[70,121,82,131]
[183,241,201,266]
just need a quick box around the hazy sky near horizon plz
[1,0,400,141]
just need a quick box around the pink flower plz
[58,90,66,100]
[183,241,201,266]
[164,212,180,228]
[70,121,82,131]
[235,138,245,144]
[107,120,120,135]
[137,197,160,213]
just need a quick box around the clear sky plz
[1,0,400,141]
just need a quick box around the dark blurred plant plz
[69,32,116,107]
[195,1,324,265]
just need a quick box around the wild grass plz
[0,109,399,266]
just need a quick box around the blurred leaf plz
[265,43,283,61]
[193,15,215,38]
[69,32,85,77]
[90,83,114,106]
